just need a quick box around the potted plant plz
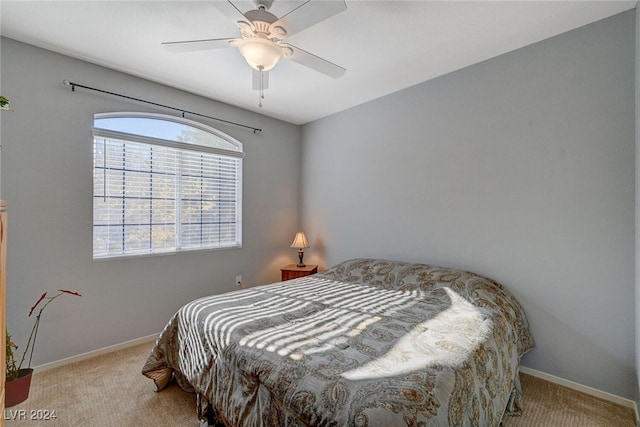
[0,95,10,111]
[5,289,81,406]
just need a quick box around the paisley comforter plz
[142,258,534,426]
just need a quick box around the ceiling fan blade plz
[161,38,237,52]
[282,44,345,79]
[213,0,254,30]
[270,0,346,38]
[252,69,270,91]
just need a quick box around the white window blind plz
[92,113,243,259]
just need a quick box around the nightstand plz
[281,264,318,281]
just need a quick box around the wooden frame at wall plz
[1,200,7,426]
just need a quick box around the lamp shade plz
[290,232,309,249]
[238,37,283,71]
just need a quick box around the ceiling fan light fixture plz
[238,37,283,71]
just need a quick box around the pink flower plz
[58,289,82,297]
[28,292,47,317]
[8,289,83,379]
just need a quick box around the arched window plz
[92,113,243,259]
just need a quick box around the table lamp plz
[290,232,309,267]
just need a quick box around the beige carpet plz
[5,342,196,427]
[5,341,636,427]
[502,374,635,427]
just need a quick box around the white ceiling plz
[1,1,635,125]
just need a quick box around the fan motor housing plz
[244,9,277,25]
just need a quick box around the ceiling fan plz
[162,0,347,107]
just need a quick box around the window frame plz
[92,112,244,260]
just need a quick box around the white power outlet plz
[235,275,242,287]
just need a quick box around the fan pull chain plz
[258,67,265,108]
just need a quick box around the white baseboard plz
[33,333,159,373]
[520,366,639,423]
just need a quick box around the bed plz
[142,258,534,426]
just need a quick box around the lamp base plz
[297,250,305,267]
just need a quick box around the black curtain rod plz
[62,80,263,134]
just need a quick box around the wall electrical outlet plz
[235,275,242,287]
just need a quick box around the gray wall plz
[0,38,302,365]
[302,11,636,399]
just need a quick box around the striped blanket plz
[143,258,534,426]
